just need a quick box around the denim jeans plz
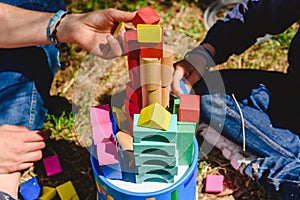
[0,0,65,130]
[196,69,300,200]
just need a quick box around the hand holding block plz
[137,24,162,43]
[42,154,62,176]
[132,6,160,27]
[137,103,171,130]
[205,174,224,193]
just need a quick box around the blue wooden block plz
[100,163,123,180]
[110,111,118,135]
[180,79,189,94]
[20,176,41,200]
[133,114,177,143]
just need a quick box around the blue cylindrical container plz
[91,138,198,200]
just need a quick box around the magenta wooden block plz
[43,155,62,176]
[132,6,160,27]
[178,94,200,123]
[97,141,119,166]
[90,105,111,125]
[92,122,114,144]
[205,174,224,193]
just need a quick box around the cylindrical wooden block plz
[161,86,170,108]
[147,86,162,106]
[140,57,161,91]
[161,50,174,87]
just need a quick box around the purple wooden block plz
[97,141,119,166]
[43,155,62,176]
[205,174,224,193]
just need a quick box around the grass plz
[34,0,298,199]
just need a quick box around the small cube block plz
[178,94,200,123]
[56,181,78,200]
[205,174,224,193]
[137,103,171,130]
[39,186,57,200]
[137,24,162,43]
[97,141,119,166]
[132,6,160,27]
[20,176,41,200]
[43,154,62,176]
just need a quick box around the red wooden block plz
[124,98,141,116]
[140,42,163,58]
[96,141,119,166]
[128,64,140,86]
[132,6,160,27]
[124,30,139,54]
[205,174,224,193]
[178,94,200,123]
[126,82,142,107]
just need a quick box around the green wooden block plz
[135,173,174,184]
[133,141,176,156]
[177,122,196,165]
[171,189,179,200]
[136,164,178,176]
[134,152,177,167]
[173,98,180,114]
[133,114,177,143]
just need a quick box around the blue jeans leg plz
[200,84,300,199]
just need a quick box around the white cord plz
[231,94,246,152]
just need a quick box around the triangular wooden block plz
[137,103,171,130]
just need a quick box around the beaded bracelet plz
[47,10,68,45]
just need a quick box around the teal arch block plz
[133,141,176,156]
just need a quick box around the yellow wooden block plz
[113,22,126,37]
[137,103,171,130]
[137,24,162,43]
[56,181,78,200]
[38,186,56,200]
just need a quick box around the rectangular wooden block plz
[134,151,178,167]
[133,141,176,156]
[133,114,177,143]
[126,82,142,107]
[205,175,224,193]
[20,177,41,200]
[177,122,196,165]
[92,122,113,144]
[116,131,133,151]
[140,42,163,58]
[132,6,160,27]
[137,24,162,43]
[96,141,119,166]
[161,87,170,109]
[135,173,174,184]
[56,181,78,200]
[90,105,111,125]
[124,98,141,116]
[136,164,178,176]
[42,154,62,176]
[178,94,200,123]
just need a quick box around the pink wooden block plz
[92,122,114,144]
[178,94,200,123]
[43,155,62,176]
[132,6,160,27]
[90,105,111,125]
[205,174,224,193]
[97,141,119,166]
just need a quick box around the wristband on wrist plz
[47,10,69,48]
[184,45,215,69]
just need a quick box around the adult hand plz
[58,8,136,59]
[0,125,49,174]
